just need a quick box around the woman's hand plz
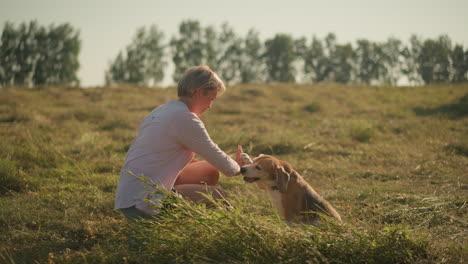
[235,145,244,166]
[235,145,253,167]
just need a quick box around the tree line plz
[0,21,80,87]
[1,20,467,87]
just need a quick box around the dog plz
[240,154,342,225]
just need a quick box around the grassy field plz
[0,83,467,263]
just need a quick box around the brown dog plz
[240,154,342,225]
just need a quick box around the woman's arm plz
[171,113,240,176]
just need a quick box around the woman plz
[114,65,244,220]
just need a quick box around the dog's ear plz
[275,165,290,193]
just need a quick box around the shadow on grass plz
[444,143,468,157]
[413,93,468,119]
[5,239,96,264]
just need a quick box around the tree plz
[315,33,356,84]
[401,35,424,85]
[37,23,80,85]
[465,49,468,81]
[0,22,21,86]
[303,36,330,83]
[293,36,307,83]
[215,23,243,84]
[203,25,220,70]
[318,33,338,82]
[355,39,381,84]
[417,35,452,84]
[380,38,405,85]
[239,29,264,83]
[329,42,355,83]
[170,20,204,82]
[0,21,80,87]
[106,25,166,86]
[450,44,467,82]
[264,33,296,82]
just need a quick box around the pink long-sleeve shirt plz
[114,100,240,214]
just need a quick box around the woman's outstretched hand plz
[235,145,244,166]
[235,145,253,167]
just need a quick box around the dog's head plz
[240,155,292,193]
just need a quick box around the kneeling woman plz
[114,65,243,220]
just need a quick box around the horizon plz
[1,0,467,87]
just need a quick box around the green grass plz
[0,83,467,263]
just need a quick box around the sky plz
[1,0,467,87]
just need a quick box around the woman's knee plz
[176,161,219,185]
[205,167,220,185]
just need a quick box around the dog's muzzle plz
[243,177,260,183]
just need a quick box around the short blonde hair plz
[177,65,225,97]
